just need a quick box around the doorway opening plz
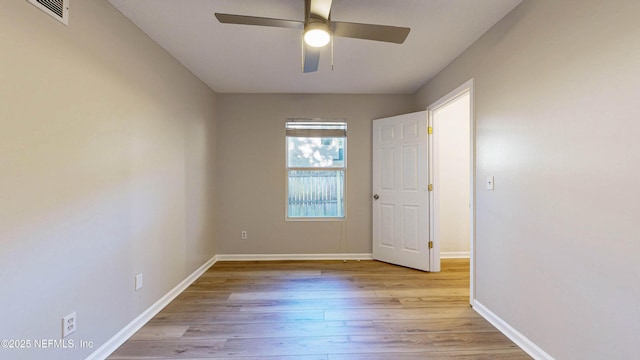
[428,79,474,303]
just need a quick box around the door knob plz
[373,194,379,200]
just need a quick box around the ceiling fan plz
[215,0,410,73]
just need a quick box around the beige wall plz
[216,94,415,255]
[415,0,640,358]
[0,1,217,359]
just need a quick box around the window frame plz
[285,120,347,221]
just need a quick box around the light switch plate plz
[487,176,495,190]
[135,274,143,290]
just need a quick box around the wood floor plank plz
[180,356,327,360]
[374,317,499,334]
[328,349,532,360]
[220,334,438,356]
[324,306,478,321]
[198,270,323,278]
[375,288,470,298]
[428,332,521,351]
[228,289,377,301]
[382,279,470,288]
[399,296,471,308]
[236,297,403,311]
[170,291,231,301]
[163,297,402,314]
[108,259,531,359]
[130,325,190,340]
[160,303,243,313]
[190,278,381,292]
[108,340,226,359]
[112,356,327,360]
[182,321,377,340]
[147,310,325,325]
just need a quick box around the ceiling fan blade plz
[303,43,321,73]
[332,21,410,44]
[215,13,304,30]
[307,0,332,20]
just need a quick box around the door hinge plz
[428,184,433,191]
[429,241,433,249]
[428,126,433,134]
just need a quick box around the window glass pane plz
[287,137,345,168]
[288,170,344,218]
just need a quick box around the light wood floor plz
[109,259,531,359]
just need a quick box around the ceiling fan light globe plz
[304,29,330,47]
[304,22,331,47]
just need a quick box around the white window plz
[286,121,347,219]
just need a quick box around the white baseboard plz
[440,251,470,259]
[85,255,218,360]
[216,253,374,261]
[473,300,555,360]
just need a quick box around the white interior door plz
[372,111,429,271]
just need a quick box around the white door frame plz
[427,79,475,304]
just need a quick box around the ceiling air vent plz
[27,0,69,26]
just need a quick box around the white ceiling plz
[108,0,522,94]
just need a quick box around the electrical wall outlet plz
[62,312,76,338]
[135,273,143,291]
[241,231,247,240]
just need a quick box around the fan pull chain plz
[301,35,305,72]
[331,34,334,70]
